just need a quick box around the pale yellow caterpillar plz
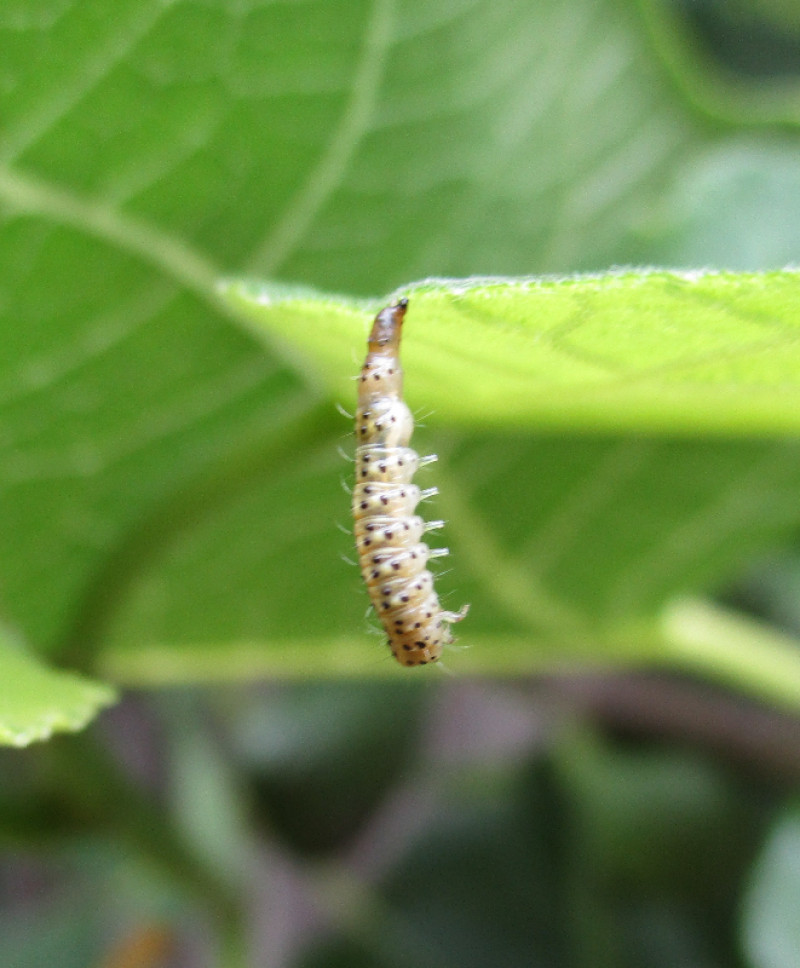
[353,298,468,666]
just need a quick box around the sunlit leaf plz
[0,626,115,747]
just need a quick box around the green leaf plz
[651,141,800,271]
[225,270,800,435]
[91,275,800,710]
[2,0,800,704]
[638,0,800,125]
[0,626,115,747]
[742,806,800,968]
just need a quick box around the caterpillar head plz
[367,298,408,356]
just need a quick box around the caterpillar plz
[353,297,469,666]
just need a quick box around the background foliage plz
[2,0,800,966]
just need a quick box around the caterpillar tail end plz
[443,604,470,624]
[440,603,469,649]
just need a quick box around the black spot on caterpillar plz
[353,298,468,666]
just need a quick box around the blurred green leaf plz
[742,806,800,968]
[638,0,800,124]
[651,140,800,270]
[748,0,800,31]
[0,625,115,747]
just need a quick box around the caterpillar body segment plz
[353,299,468,666]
